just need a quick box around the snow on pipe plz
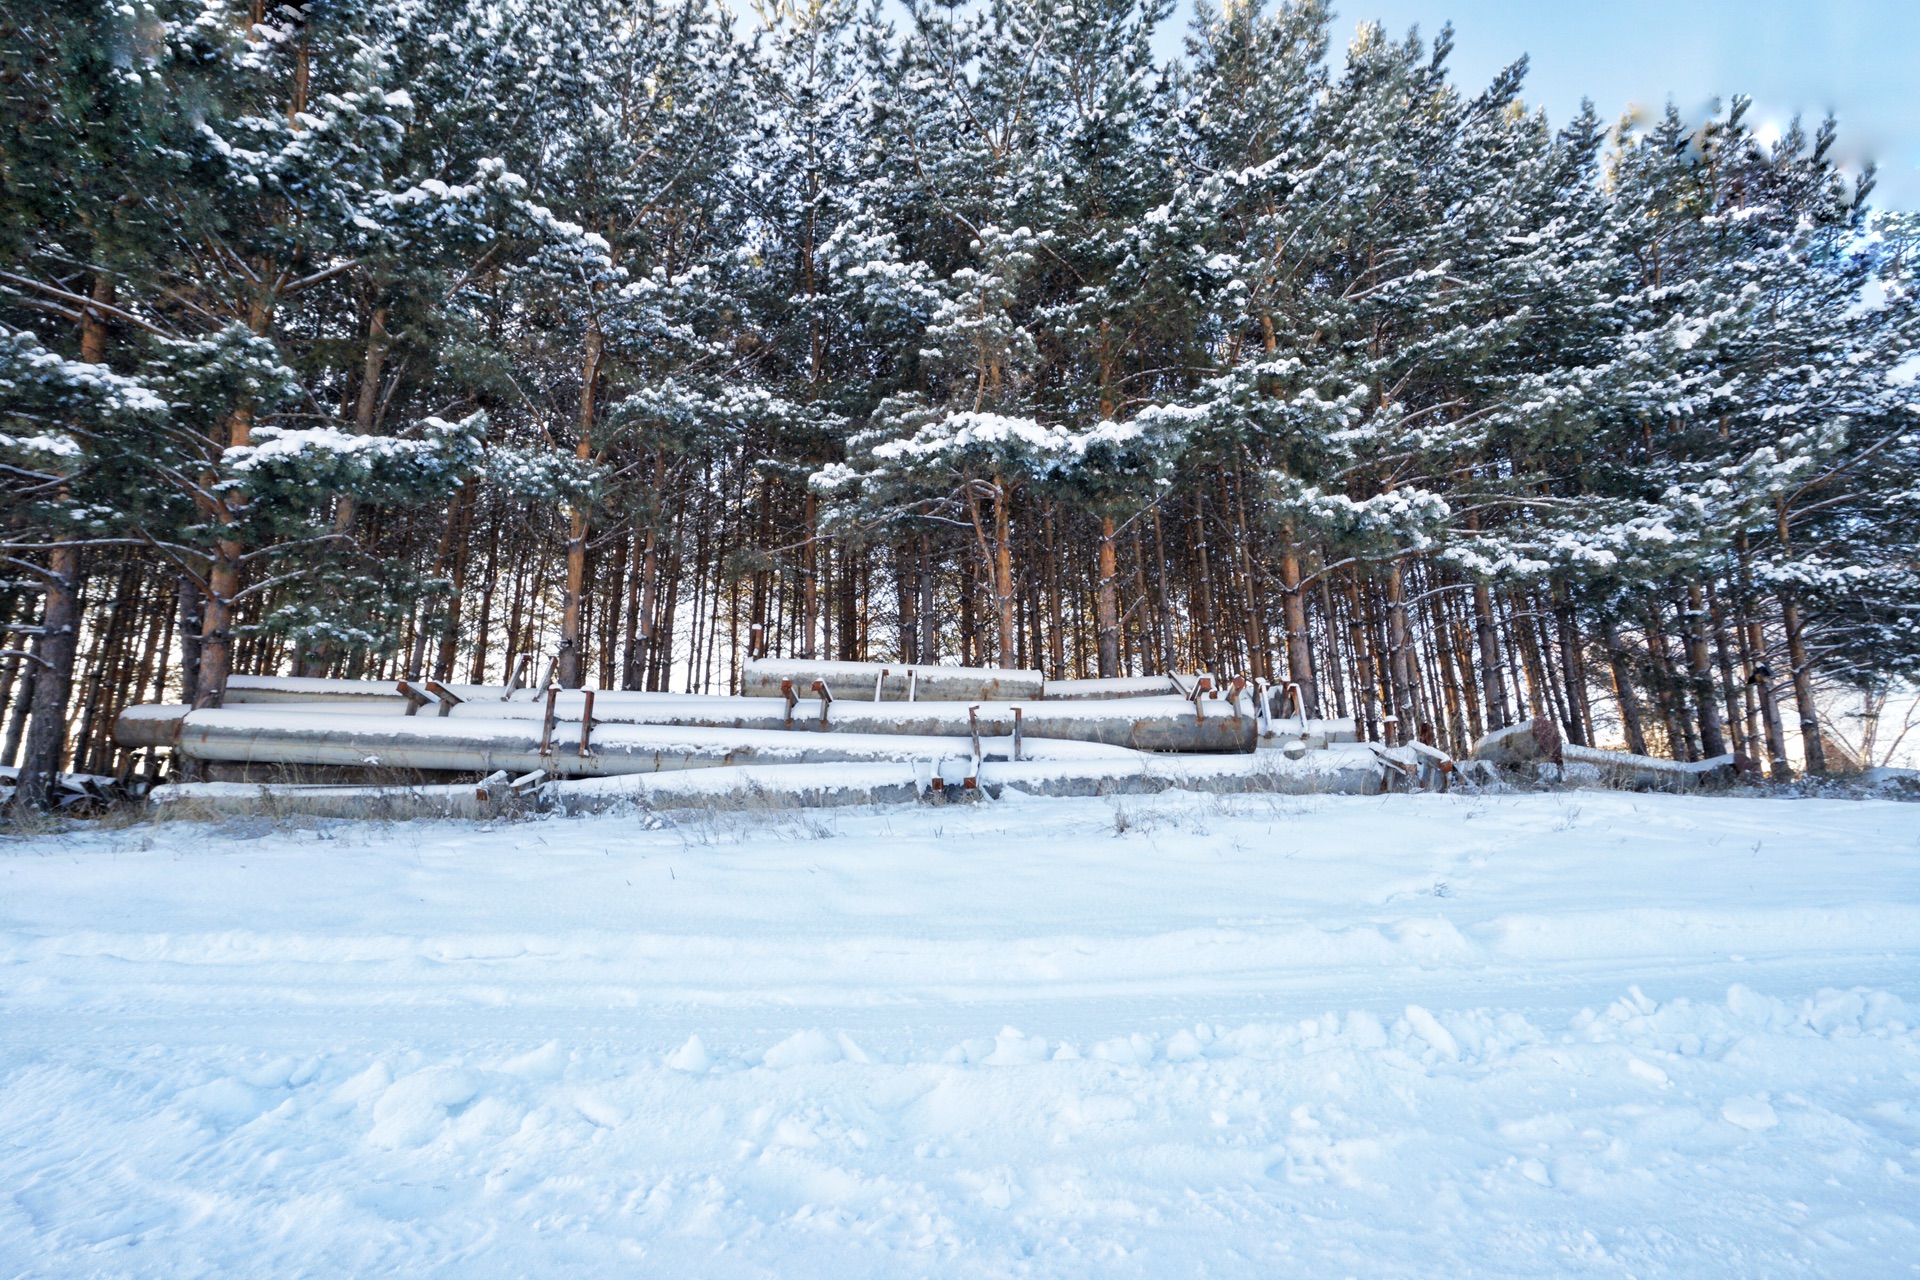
[740,659,1044,702]
[462,692,1260,751]
[149,744,1394,818]
[222,666,1187,707]
[120,690,1264,754]
[116,706,1157,779]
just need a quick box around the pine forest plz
[3,0,1919,811]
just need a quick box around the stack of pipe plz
[118,659,1401,815]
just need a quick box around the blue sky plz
[1289,0,1919,208]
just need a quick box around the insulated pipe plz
[221,674,500,708]
[124,707,1152,780]
[740,658,1043,703]
[1040,676,1180,700]
[121,692,1264,754]
[436,692,1258,753]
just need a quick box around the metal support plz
[539,684,559,756]
[578,689,596,758]
[1188,675,1213,724]
[968,703,982,787]
[502,654,532,700]
[906,669,917,702]
[425,679,463,717]
[874,668,888,702]
[811,679,833,727]
[1282,681,1303,719]
[395,680,432,717]
[1012,705,1023,762]
[781,678,797,727]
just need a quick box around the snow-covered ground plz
[3,789,1918,1277]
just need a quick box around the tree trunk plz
[1190,503,1216,673]
[1770,503,1823,773]
[992,485,1016,668]
[1043,508,1065,677]
[14,276,112,807]
[919,532,937,664]
[1150,509,1175,674]
[1706,583,1746,760]
[435,480,478,681]
[3,640,36,767]
[801,490,819,659]
[896,541,918,664]
[1777,588,1825,774]
[1348,572,1377,741]
[14,543,81,811]
[628,519,663,688]
[1385,562,1416,743]
[1095,515,1120,678]
[556,327,602,688]
[1277,530,1317,717]
[1600,620,1649,756]
[1471,580,1508,731]
[1130,525,1155,675]
[1684,582,1727,758]
[1553,594,1593,746]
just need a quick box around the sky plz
[1302,0,1920,208]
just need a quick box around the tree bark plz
[1771,502,1824,773]
[1277,529,1317,717]
[1471,580,1508,732]
[626,453,667,690]
[1777,587,1825,774]
[992,484,1016,668]
[800,489,819,659]
[14,275,112,807]
[1385,561,1416,743]
[1600,619,1649,756]
[1684,582,1727,758]
[14,543,80,810]
[919,532,937,664]
[1095,514,1120,678]
[556,326,602,687]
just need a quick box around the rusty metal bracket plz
[395,680,433,717]
[781,678,798,727]
[1012,705,1024,762]
[812,679,833,727]
[502,654,532,700]
[578,689,596,758]
[1188,674,1214,724]
[539,684,559,756]
[425,679,462,717]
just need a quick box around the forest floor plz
[2,788,1918,1277]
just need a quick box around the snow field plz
[2,790,1918,1276]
